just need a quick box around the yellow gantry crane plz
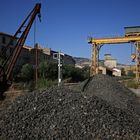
[88,36,140,83]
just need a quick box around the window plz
[2,36,6,44]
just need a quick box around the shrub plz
[126,80,139,89]
[20,64,34,82]
[39,61,58,80]
[63,65,90,82]
[36,78,57,89]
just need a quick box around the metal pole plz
[58,51,61,86]
[138,44,140,83]
[90,45,94,76]
[90,43,98,76]
[35,43,38,83]
[135,42,140,83]
[57,51,64,86]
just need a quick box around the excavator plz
[0,3,41,97]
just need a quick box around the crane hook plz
[38,13,41,22]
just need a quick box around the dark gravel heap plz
[84,74,140,114]
[0,75,140,139]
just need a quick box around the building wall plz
[113,71,121,77]
[0,32,75,71]
[16,46,75,69]
[99,66,106,74]
[124,65,136,75]
[104,54,117,68]
[16,47,31,68]
[104,54,112,60]
[104,59,117,68]
[0,33,17,56]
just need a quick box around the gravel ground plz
[0,75,140,140]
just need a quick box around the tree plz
[20,64,33,82]
[39,61,58,80]
[63,65,74,78]
[63,65,90,82]
[39,61,48,79]
[127,70,135,77]
[82,66,90,79]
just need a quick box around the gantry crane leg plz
[90,44,99,76]
[136,42,140,82]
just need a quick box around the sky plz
[0,0,140,64]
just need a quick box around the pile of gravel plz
[84,74,140,114]
[0,75,140,139]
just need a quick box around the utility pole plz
[35,43,38,84]
[135,42,140,82]
[53,51,64,86]
[58,51,64,86]
[58,51,61,86]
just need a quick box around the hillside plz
[73,57,91,68]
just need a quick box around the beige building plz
[98,54,121,77]
[16,44,75,69]
[99,66,121,77]
[104,54,117,68]
[0,32,75,69]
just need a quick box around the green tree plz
[63,65,74,78]
[82,66,90,79]
[13,66,21,82]
[127,70,135,77]
[39,61,58,80]
[20,64,33,82]
[63,65,90,82]
[39,61,48,79]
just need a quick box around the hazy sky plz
[0,0,140,64]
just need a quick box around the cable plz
[34,17,36,47]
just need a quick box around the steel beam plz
[90,44,99,76]
[136,42,140,82]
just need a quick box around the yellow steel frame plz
[136,42,140,82]
[88,36,140,82]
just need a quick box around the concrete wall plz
[104,59,117,68]
[99,66,106,74]
[104,54,117,68]
[113,71,121,77]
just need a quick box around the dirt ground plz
[0,89,26,113]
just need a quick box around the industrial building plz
[98,54,121,77]
[0,32,17,56]
[0,32,75,70]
